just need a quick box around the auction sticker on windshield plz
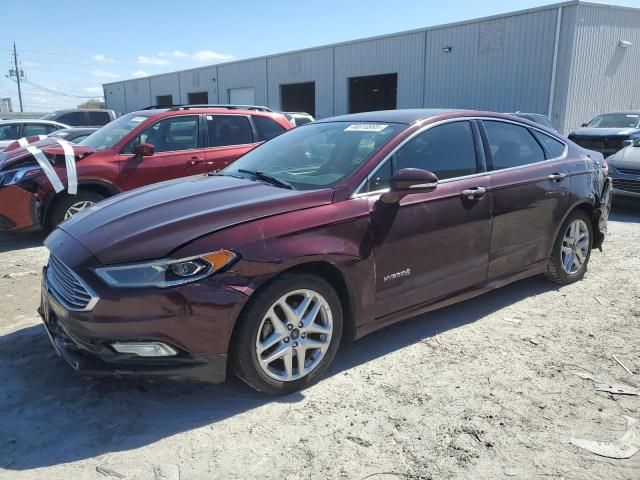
[344,124,388,132]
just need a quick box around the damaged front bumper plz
[0,184,40,231]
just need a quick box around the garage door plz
[229,87,255,105]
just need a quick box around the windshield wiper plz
[237,169,294,190]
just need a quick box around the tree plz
[77,99,105,109]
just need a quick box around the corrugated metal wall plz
[148,74,180,105]
[123,78,152,111]
[333,32,426,115]
[104,2,640,132]
[178,66,219,104]
[267,48,333,118]
[424,8,558,114]
[217,59,268,106]
[560,4,640,133]
[103,83,126,116]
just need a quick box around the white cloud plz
[132,70,149,78]
[93,54,115,63]
[137,55,170,65]
[159,50,189,58]
[192,50,233,62]
[90,70,120,79]
[84,86,103,94]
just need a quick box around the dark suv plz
[39,109,611,394]
[0,106,291,231]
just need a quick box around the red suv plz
[0,106,291,231]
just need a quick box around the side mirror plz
[133,143,154,157]
[380,168,438,204]
[581,123,588,127]
[622,139,634,148]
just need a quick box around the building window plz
[280,82,315,117]
[348,73,397,114]
[156,95,174,106]
[188,91,209,104]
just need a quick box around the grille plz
[46,255,97,311]
[612,178,640,194]
[616,167,640,175]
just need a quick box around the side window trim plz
[122,115,201,154]
[246,115,261,144]
[204,114,255,149]
[478,118,568,172]
[356,119,482,196]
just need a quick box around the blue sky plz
[2,0,638,111]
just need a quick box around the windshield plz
[223,121,405,190]
[40,112,58,120]
[587,113,640,129]
[79,112,155,151]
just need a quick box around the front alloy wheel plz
[64,200,96,220]
[232,274,343,394]
[256,289,333,381]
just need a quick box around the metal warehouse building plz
[103,1,640,135]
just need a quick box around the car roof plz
[131,108,285,119]
[0,119,70,126]
[48,108,113,113]
[51,127,98,133]
[315,108,535,125]
[596,111,640,115]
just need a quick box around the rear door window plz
[531,130,566,159]
[56,111,85,126]
[253,116,286,141]
[87,111,111,126]
[483,120,546,170]
[206,115,253,147]
[25,123,61,136]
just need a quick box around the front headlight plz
[0,166,41,186]
[94,250,237,288]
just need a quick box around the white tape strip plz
[54,138,77,195]
[17,135,47,147]
[25,145,65,193]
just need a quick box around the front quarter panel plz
[172,198,376,333]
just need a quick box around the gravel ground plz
[1,204,639,480]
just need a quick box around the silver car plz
[0,119,69,150]
[607,137,640,200]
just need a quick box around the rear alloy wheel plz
[48,191,105,229]
[546,210,593,284]
[232,274,343,394]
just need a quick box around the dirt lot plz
[1,204,639,480]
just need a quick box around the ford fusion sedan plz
[569,111,640,157]
[606,137,640,200]
[0,106,291,232]
[39,109,611,394]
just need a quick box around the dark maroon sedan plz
[39,109,611,394]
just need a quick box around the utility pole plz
[10,42,24,112]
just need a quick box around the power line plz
[5,76,102,99]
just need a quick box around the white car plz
[0,119,70,150]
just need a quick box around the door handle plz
[548,172,567,182]
[187,157,204,166]
[461,186,487,200]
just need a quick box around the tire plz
[231,273,343,395]
[546,209,593,285]
[48,191,105,229]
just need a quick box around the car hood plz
[56,174,335,265]
[0,137,94,170]
[608,146,640,170]
[570,127,640,138]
